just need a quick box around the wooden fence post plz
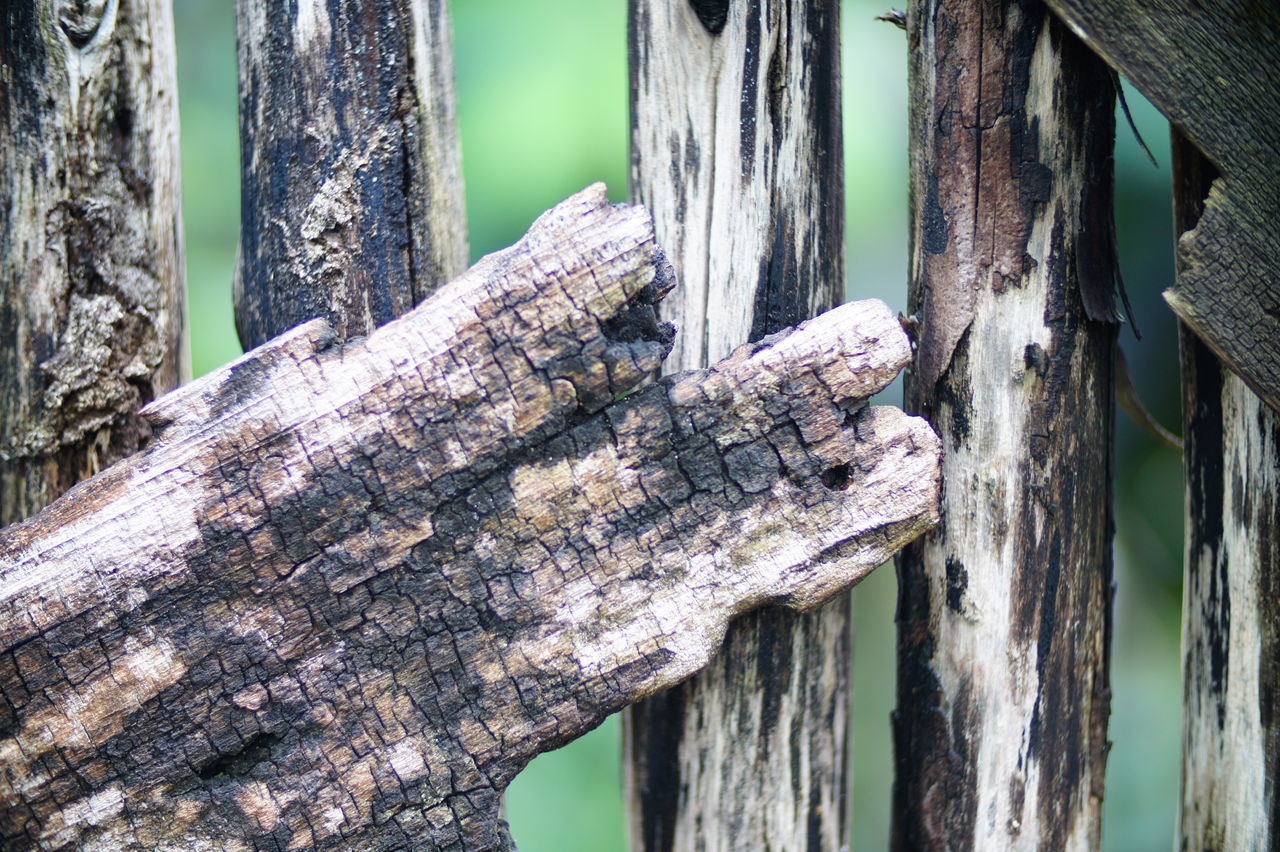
[624,1,846,848]
[1175,133,1280,848]
[234,0,467,349]
[0,0,186,525]
[893,1,1117,847]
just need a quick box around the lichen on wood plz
[0,0,186,525]
[234,0,467,349]
[0,187,940,851]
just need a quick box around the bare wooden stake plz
[0,187,940,851]
[234,0,468,349]
[0,0,187,525]
[893,2,1117,847]
[624,1,847,848]
[1174,131,1280,849]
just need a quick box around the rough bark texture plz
[1175,132,1280,851]
[892,2,1116,848]
[624,1,847,848]
[0,0,187,526]
[1046,0,1280,415]
[234,0,467,350]
[0,187,941,851]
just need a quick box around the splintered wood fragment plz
[1045,0,1280,413]
[0,187,940,851]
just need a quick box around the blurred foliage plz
[173,1,1184,849]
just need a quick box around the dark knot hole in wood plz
[820,463,852,491]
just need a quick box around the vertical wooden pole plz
[1176,131,1280,849]
[234,0,467,349]
[892,1,1116,847]
[0,0,187,526]
[624,1,845,848]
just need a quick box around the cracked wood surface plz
[233,0,467,350]
[0,187,940,851]
[624,1,848,848]
[0,0,187,525]
[1045,0,1280,415]
[893,2,1115,849]
[1175,133,1280,850]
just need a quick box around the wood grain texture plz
[0,0,187,525]
[893,3,1116,848]
[1175,132,1280,851]
[0,187,940,851]
[624,0,847,848]
[234,0,467,349]
[1045,0,1280,414]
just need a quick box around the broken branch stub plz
[0,186,940,851]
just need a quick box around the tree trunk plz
[1175,132,1280,849]
[623,1,846,848]
[892,2,1116,848]
[0,187,940,851]
[234,0,467,349]
[0,0,186,526]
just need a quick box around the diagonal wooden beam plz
[1046,0,1280,413]
[0,186,939,851]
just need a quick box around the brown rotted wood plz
[624,1,847,848]
[0,0,187,526]
[1175,132,1280,850]
[1046,0,1280,415]
[0,187,941,851]
[234,0,467,349]
[892,1,1116,848]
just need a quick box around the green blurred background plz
[175,2,1184,848]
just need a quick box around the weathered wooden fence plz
[0,0,1277,849]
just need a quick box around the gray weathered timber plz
[234,0,467,349]
[0,0,187,526]
[893,2,1116,848]
[1175,132,1280,850]
[0,187,941,851]
[624,1,846,848]
[1046,0,1280,414]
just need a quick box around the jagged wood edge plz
[1046,0,1280,413]
[0,187,940,851]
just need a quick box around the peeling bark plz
[624,0,847,848]
[893,2,1116,848]
[0,187,940,851]
[1045,0,1280,415]
[0,0,187,525]
[234,0,467,349]
[1175,132,1280,850]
